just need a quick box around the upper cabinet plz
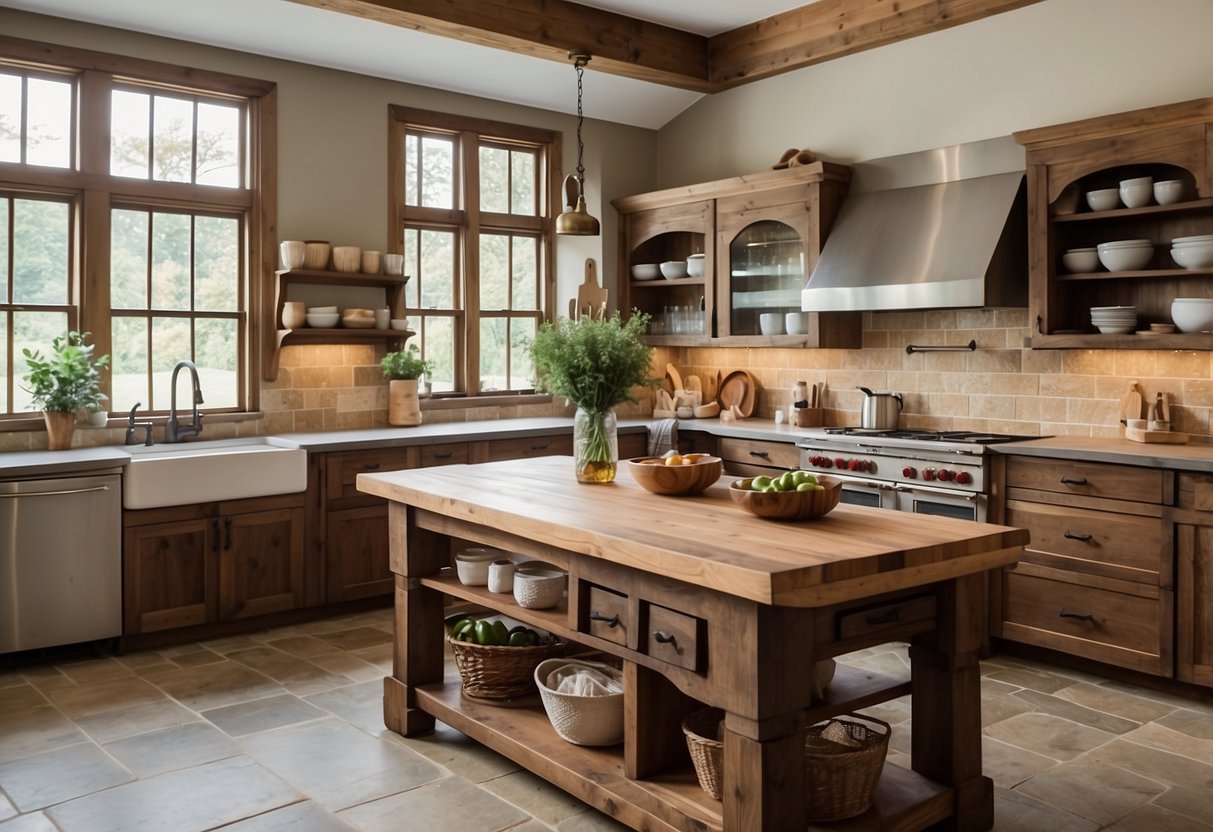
[612,163,861,348]
[1015,98,1213,349]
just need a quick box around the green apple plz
[777,471,797,491]
[752,476,773,491]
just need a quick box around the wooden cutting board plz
[1118,380,1142,423]
[568,258,608,321]
[1125,427,1189,444]
[717,370,757,417]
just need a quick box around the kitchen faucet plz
[124,402,154,446]
[165,359,205,443]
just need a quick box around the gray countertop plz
[4,415,1212,479]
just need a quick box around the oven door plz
[893,483,986,522]
[830,475,900,511]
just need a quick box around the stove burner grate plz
[822,428,1042,444]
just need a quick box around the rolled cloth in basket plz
[548,664,623,697]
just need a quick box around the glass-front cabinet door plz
[726,219,805,337]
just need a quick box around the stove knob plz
[902,467,917,479]
[922,467,937,482]
[819,457,833,468]
[848,458,863,472]
[954,471,973,485]
[936,469,954,482]
[835,457,848,469]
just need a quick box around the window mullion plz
[462,130,480,398]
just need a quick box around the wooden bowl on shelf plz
[729,475,842,521]
[627,455,722,496]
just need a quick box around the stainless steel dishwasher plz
[0,470,122,654]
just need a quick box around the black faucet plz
[165,360,205,443]
[125,403,154,446]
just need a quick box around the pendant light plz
[555,50,601,236]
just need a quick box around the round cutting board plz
[717,370,756,417]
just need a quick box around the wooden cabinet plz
[716,436,799,477]
[123,493,305,635]
[1172,472,1213,686]
[612,163,861,348]
[265,269,414,380]
[1015,98,1213,349]
[996,456,1171,675]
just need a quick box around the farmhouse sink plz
[123,437,307,509]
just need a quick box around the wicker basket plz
[534,658,624,746]
[449,634,565,699]
[682,709,891,821]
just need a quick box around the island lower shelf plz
[416,678,952,832]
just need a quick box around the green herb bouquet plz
[529,311,656,482]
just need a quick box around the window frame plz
[0,34,275,426]
[388,105,559,399]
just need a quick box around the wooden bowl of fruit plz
[729,472,842,521]
[627,452,723,496]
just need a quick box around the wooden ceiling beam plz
[708,0,1047,89]
[284,0,1046,94]
[281,0,713,92]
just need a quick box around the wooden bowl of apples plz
[729,472,842,521]
[627,452,723,496]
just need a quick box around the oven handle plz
[891,482,980,502]
[825,472,901,491]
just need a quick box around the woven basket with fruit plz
[448,616,565,699]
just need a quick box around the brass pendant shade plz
[556,51,600,237]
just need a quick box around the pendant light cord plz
[572,52,589,192]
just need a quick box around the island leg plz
[909,572,993,831]
[384,504,447,737]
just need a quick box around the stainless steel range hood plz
[802,137,1028,312]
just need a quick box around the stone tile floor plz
[1,607,1212,831]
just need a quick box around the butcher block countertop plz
[357,455,1027,607]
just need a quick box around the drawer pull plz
[748,450,771,459]
[866,608,901,627]
[363,462,380,471]
[1062,530,1092,542]
[590,611,620,628]
[531,443,549,450]
[1059,476,1088,486]
[434,452,453,460]
[652,631,678,647]
[1058,608,1094,622]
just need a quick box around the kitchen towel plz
[647,418,678,457]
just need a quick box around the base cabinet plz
[123,494,305,635]
[1173,472,1213,686]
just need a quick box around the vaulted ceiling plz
[0,0,1043,128]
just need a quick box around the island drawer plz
[1005,499,1163,584]
[642,602,704,672]
[584,584,629,647]
[836,594,937,643]
[997,562,1170,676]
[328,447,413,503]
[1005,457,1163,505]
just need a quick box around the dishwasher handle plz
[0,484,112,498]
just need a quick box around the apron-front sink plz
[122,437,306,509]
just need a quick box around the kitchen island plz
[358,457,1028,832]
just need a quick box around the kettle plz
[857,387,903,430]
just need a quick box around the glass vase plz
[574,406,618,483]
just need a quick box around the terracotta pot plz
[43,411,77,451]
[389,379,422,426]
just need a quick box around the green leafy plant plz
[21,330,110,414]
[529,312,656,481]
[380,344,432,380]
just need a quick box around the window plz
[0,37,273,421]
[390,108,557,396]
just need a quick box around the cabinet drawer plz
[326,447,412,503]
[836,594,937,642]
[718,438,799,471]
[1178,472,1213,511]
[584,585,629,647]
[420,442,468,467]
[644,602,704,672]
[1006,499,1163,583]
[1006,457,1162,504]
[998,564,1169,676]
[485,434,573,463]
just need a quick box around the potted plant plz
[381,344,431,426]
[22,330,110,450]
[529,311,655,483]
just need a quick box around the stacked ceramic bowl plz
[1096,239,1154,272]
[1171,298,1213,332]
[1170,235,1213,270]
[1090,306,1137,334]
[1061,247,1098,273]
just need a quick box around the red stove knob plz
[835,457,848,469]
[820,457,833,468]
[954,471,973,485]
[936,469,954,482]
[902,466,917,478]
[922,467,937,481]
[848,458,863,472]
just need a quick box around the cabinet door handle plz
[590,611,620,628]
[363,462,380,471]
[1062,530,1092,542]
[866,608,901,626]
[652,631,678,647]
[1059,609,1094,622]
[749,450,771,459]
[1059,476,1088,485]
[223,517,233,550]
[211,519,220,552]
